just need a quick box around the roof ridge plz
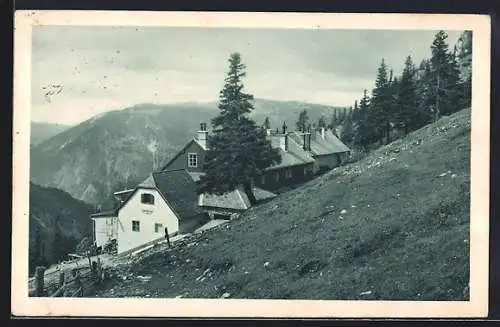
[155,168,187,174]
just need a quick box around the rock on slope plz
[94,107,471,301]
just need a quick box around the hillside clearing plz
[93,108,471,300]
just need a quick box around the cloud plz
[31,26,464,125]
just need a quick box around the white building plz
[90,169,207,255]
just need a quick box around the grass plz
[94,108,471,300]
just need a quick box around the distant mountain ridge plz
[30,99,346,205]
[30,122,72,147]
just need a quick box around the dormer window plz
[141,193,155,205]
[188,153,198,168]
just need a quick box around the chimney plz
[282,121,287,134]
[270,126,289,152]
[302,125,312,151]
[320,127,325,140]
[197,122,208,149]
[310,124,317,141]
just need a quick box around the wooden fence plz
[30,257,108,297]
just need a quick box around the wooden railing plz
[30,257,108,297]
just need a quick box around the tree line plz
[197,30,472,203]
[335,30,472,151]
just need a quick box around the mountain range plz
[30,122,72,147]
[30,99,346,205]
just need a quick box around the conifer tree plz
[353,89,371,150]
[52,216,63,263]
[415,59,435,124]
[340,107,354,144]
[317,115,327,129]
[367,59,391,144]
[31,224,45,271]
[296,110,310,132]
[430,30,461,117]
[456,30,472,108]
[395,55,421,135]
[198,53,281,204]
[263,116,271,130]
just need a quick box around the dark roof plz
[159,139,199,171]
[265,134,315,170]
[183,172,277,210]
[103,169,203,220]
[198,186,277,210]
[289,130,350,156]
[90,210,117,218]
[151,169,205,219]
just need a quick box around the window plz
[285,169,293,179]
[132,220,140,232]
[260,175,266,185]
[275,172,280,182]
[154,223,163,233]
[141,193,155,205]
[188,153,198,167]
[304,167,308,176]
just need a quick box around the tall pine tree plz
[395,55,422,135]
[415,58,435,124]
[353,89,372,150]
[198,53,281,204]
[263,116,271,130]
[52,216,63,263]
[430,30,461,117]
[317,115,327,129]
[340,106,354,145]
[296,110,310,132]
[456,30,472,108]
[368,58,391,145]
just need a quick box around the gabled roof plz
[289,130,350,157]
[159,138,204,171]
[151,169,205,219]
[185,172,277,210]
[98,169,203,220]
[264,134,315,171]
[198,186,277,210]
[90,210,117,218]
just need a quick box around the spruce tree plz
[317,115,327,129]
[430,30,461,117]
[395,55,422,135]
[198,53,281,204]
[369,58,391,145]
[296,110,310,132]
[353,89,371,150]
[263,116,271,130]
[415,59,435,124]
[340,107,354,145]
[456,30,472,108]
[52,216,63,263]
[30,224,45,271]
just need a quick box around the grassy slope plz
[95,108,471,300]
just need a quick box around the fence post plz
[165,227,171,247]
[74,270,83,297]
[87,251,92,269]
[59,272,65,288]
[34,266,45,297]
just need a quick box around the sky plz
[31,26,463,125]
